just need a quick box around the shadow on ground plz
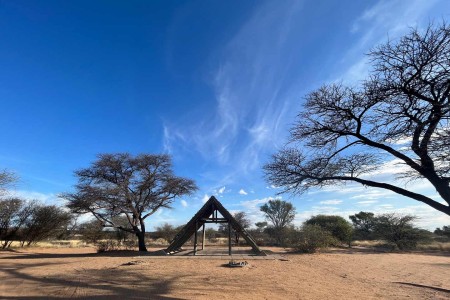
[0,260,183,299]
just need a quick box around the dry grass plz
[417,242,450,251]
[351,240,387,247]
[1,240,88,248]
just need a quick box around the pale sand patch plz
[0,247,449,299]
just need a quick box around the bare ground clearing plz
[0,247,449,299]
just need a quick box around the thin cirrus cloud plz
[319,200,343,205]
[338,0,443,84]
[163,0,301,175]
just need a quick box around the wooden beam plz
[202,220,228,223]
[201,224,206,250]
[194,221,198,255]
[228,222,232,255]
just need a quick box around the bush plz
[79,220,105,244]
[123,239,137,250]
[290,225,336,253]
[305,215,353,246]
[374,214,431,250]
[95,240,119,253]
[154,223,178,244]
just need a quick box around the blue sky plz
[1,0,449,230]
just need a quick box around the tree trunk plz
[135,218,147,252]
[136,231,147,251]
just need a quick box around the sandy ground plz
[0,247,449,299]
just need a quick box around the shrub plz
[374,214,431,250]
[434,226,450,239]
[154,223,178,244]
[79,220,105,244]
[95,240,119,253]
[290,225,336,253]
[305,215,353,246]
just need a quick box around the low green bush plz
[290,224,337,253]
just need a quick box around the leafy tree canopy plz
[62,153,197,251]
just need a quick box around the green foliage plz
[434,226,450,239]
[260,200,296,245]
[290,225,336,253]
[255,221,268,232]
[305,215,353,246]
[349,211,376,240]
[373,213,430,250]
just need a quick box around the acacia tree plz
[260,199,296,245]
[62,153,197,251]
[349,211,376,240]
[265,23,450,216]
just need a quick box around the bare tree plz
[61,153,197,251]
[265,23,450,216]
[20,205,72,246]
[0,198,36,249]
[219,211,251,244]
[0,170,17,197]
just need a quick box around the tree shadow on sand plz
[0,260,183,299]
[0,249,158,260]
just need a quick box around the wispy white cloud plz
[163,0,302,180]
[180,199,188,208]
[217,186,226,194]
[319,200,343,205]
[357,200,378,205]
[202,194,210,203]
[339,0,442,84]
[239,188,248,195]
[7,190,59,204]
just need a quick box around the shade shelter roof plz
[165,196,262,255]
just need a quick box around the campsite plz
[1,1,450,299]
[1,246,449,299]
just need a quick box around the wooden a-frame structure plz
[165,196,264,255]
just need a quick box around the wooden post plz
[194,221,198,255]
[201,224,206,250]
[228,222,232,255]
